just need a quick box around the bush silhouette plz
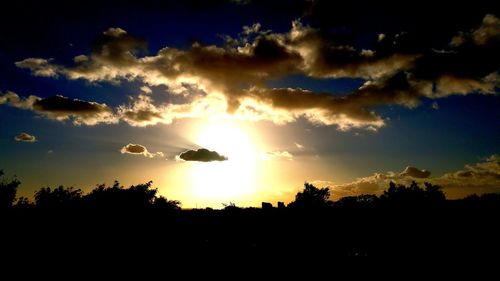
[153,196,181,210]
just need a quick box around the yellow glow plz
[188,119,261,204]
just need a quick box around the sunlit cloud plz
[399,166,431,178]
[14,132,37,142]
[12,14,499,130]
[314,155,500,199]
[120,143,164,158]
[261,150,293,161]
[450,14,499,46]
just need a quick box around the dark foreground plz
[1,179,499,275]
[4,202,499,260]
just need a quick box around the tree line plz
[1,169,499,211]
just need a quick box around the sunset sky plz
[1,0,499,208]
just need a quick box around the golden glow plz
[188,119,261,204]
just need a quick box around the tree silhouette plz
[34,186,83,208]
[0,170,21,209]
[288,182,331,209]
[424,182,446,202]
[14,196,33,209]
[84,180,168,210]
[380,181,445,207]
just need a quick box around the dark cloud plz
[33,95,106,114]
[14,132,36,142]
[178,148,228,162]
[245,87,385,130]
[30,95,116,125]
[284,21,418,79]
[0,91,117,125]
[120,143,164,158]
[305,0,496,38]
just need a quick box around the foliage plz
[34,186,83,208]
[0,170,21,209]
[288,182,332,209]
[380,181,446,206]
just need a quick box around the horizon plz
[0,0,499,208]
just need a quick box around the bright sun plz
[189,119,260,204]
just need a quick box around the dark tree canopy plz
[380,181,446,206]
[0,170,21,209]
[288,182,332,209]
[34,186,83,208]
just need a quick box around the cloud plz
[0,91,117,126]
[315,155,500,200]
[178,148,228,162]
[285,20,418,79]
[261,150,293,161]
[399,166,431,178]
[0,91,39,109]
[451,14,499,46]
[294,142,304,149]
[15,58,60,77]
[117,93,168,127]
[13,14,500,130]
[441,155,500,182]
[120,143,164,158]
[0,89,226,128]
[140,86,152,94]
[242,86,386,130]
[14,132,36,142]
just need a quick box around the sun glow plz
[188,119,261,205]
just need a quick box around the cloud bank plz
[314,155,500,199]
[8,14,500,130]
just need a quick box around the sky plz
[0,0,499,208]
